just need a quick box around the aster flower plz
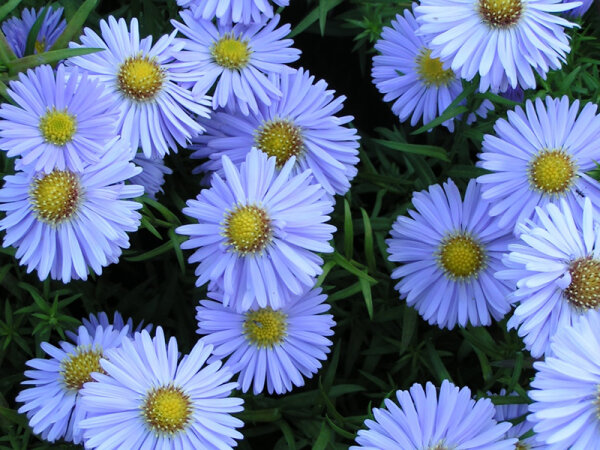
[196,287,335,394]
[78,327,244,450]
[372,4,492,132]
[496,197,600,358]
[190,68,360,196]
[177,148,335,311]
[66,311,153,341]
[179,0,290,24]
[386,179,513,329]
[1,6,66,58]
[528,310,600,448]
[131,153,173,199]
[491,390,538,447]
[415,0,579,93]
[563,0,594,16]
[16,324,129,444]
[171,11,300,115]
[0,138,143,283]
[0,64,118,173]
[68,16,210,158]
[477,96,600,230]
[351,380,516,449]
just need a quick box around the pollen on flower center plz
[528,149,576,196]
[142,385,193,435]
[243,307,288,348]
[224,205,272,254]
[564,257,600,310]
[39,108,77,146]
[34,38,46,54]
[416,48,455,87]
[479,0,523,28]
[438,233,486,279]
[30,170,82,225]
[211,34,251,70]
[255,119,303,167]
[61,346,104,391]
[428,443,450,450]
[117,55,165,101]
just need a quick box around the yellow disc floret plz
[34,38,46,54]
[30,170,82,225]
[117,55,165,101]
[479,0,523,28]
[564,257,600,310]
[61,346,104,391]
[39,108,77,146]
[211,34,251,70]
[528,149,576,196]
[142,385,193,436]
[438,233,486,280]
[224,205,272,254]
[416,49,455,87]
[255,119,303,167]
[243,307,287,348]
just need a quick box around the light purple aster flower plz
[190,68,360,196]
[529,310,600,448]
[1,6,66,58]
[178,0,290,24]
[66,311,153,341]
[16,324,129,444]
[196,286,335,395]
[170,11,300,115]
[387,179,514,329]
[351,380,516,449]
[68,16,211,158]
[496,198,600,358]
[372,4,493,132]
[0,138,143,283]
[491,390,538,448]
[131,153,173,199]
[78,327,244,449]
[415,0,580,93]
[477,96,600,230]
[563,0,594,16]
[176,148,336,312]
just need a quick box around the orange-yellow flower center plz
[34,38,46,54]
[438,233,486,279]
[564,257,600,310]
[243,307,287,348]
[117,55,165,101]
[479,0,523,28]
[61,346,104,391]
[39,108,77,146]
[255,119,303,168]
[528,149,576,196]
[416,49,455,87]
[224,205,272,254]
[142,385,193,436]
[211,34,251,70]
[30,170,82,225]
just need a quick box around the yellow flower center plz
[438,233,486,279]
[61,346,104,391]
[117,55,165,101]
[223,205,272,254]
[516,443,531,450]
[428,444,449,450]
[416,49,455,87]
[564,257,600,310]
[528,149,576,196]
[255,119,303,168]
[30,170,82,225]
[34,38,46,54]
[211,34,251,70]
[479,0,523,28]
[39,108,77,146]
[142,385,192,436]
[243,307,287,348]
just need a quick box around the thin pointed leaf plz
[7,47,103,75]
[49,0,98,51]
[24,6,49,57]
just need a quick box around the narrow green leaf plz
[238,408,282,422]
[0,0,22,23]
[315,260,336,287]
[0,79,10,102]
[312,422,331,450]
[423,341,452,384]
[325,416,356,440]
[358,278,373,319]
[275,421,297,450]
[400,305,417,353]
[124,241,174,262]
[343,199,353,259]
[331,252,377,284]
[49,0,98,51]
[0,31,17,64]
[288,0,343,38]
[168,228,186,274]
[360,208,376,273]
[24,6,49,57]
[7,47,103,75]
[373,138,450,162]
[0,406,28,428]
[139,196,180,225]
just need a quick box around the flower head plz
[131,153,173,199]
[67,311,153,341]
[387,179,514,329]
[177,148,335,311]
[0,138,143,283]
[78,327,244,449]
[563,0,594,16]
[179,0,290,24]
[351,380,516,449]
[196,287,335,394]
[491,390,539,448]
[190,68,360,196]
[68,16,210,158]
